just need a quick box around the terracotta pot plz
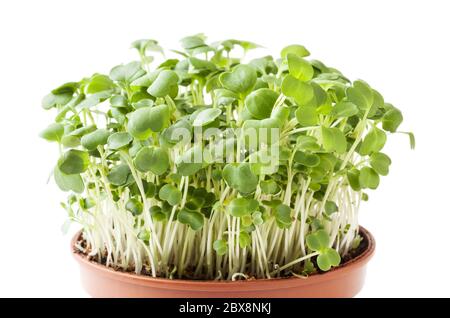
[72,226,375,298]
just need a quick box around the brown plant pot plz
[72,226,375,298]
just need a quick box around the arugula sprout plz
[40,35,413,280]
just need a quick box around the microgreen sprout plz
[41,35,412,279]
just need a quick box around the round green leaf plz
[281,44,310,58]
[147,70,179,98]
[346,80,373,111]
[324,201,338,215]
[321,126,347,154]
[40,123,64,142]
[347,168,361,191]
[260,180,280,195]
[58,150,89,175]
[359,127,386,156]
[80,129,110,151]
[176,145,207,176]
[228,197,258,217]
[294,151,320,167]
[317,248,341,271]
[107,164,134,186]
[296,135,320,152]
[359,167,380,189]
[219,65,257,94]
[107,132,133,150]
[306,229,329,252]
[223,163,258,194]
[370,152,391,176]
[245,88,279,119]
[53,166,84,193]
[133,146,169,175]
[86,74,115,94]
[274,204,292,228]
[239,231,252,248]
[193,108,222,127]
[213,239,228,255]
[125,198,143,216]
[382,108,403,132]
[159,184,182,206]
[331,101,359,118]
[296,105,318,126]
[177,208,204,231]
[287,53,314,81]
[110,61,145,84]
[127,104,170,139]
[281,74,314,106]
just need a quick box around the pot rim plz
[72,226,375,292]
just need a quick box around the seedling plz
[40,35,413,279]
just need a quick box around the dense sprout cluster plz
[40,35,412,279]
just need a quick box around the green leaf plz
[317,248,341,271]
[346,80,373,111]
[295,105,318,126]
[370,152,391,176]
[80,129,110,151]
[245,88,279,119]
[306,229,329,251]
[281,74,314,106]
[324,201,338,215]
[51,82,79,95]
[125,198,143,216]
[287,53,314,81]
[58,150,89,174]
[296,135,320,152]
[260,180,280,195]
[274,204,292,228]
[40,123,64,142]
[110,61,145,84]
[160,119,192,147]
[239,231,252,248]
[213,239,228,255]
[193,108,222,127]
[54,166,84,193]
[127,104,170,139]
[382,108,403,132]
[177,208,204,231]
[281,44,310,58]
[359,127,386,156]
[86,74,115,94]
[110,95,128,108]
[107,132,133,150]
[219,65,257,95]
[176,145,207,176]
[223,163,258,194]
[294,151,320,167]
[107,164,134,186]
[133,146,169,175]
[180,34,206,50]
[252,211,264,225]
[347,168,361,191]
[359,167,380,189]
[321,126,347,154]
[147,70,179,98]
[42,92,72,110]
[331,101,359,118]
[228,197,258,217]
[159,184,182,206]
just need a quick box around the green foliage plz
[306,230,341,271]
[41,35,411,281]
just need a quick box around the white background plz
[0,0,449,297]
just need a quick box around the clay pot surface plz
[72,226,375,298]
